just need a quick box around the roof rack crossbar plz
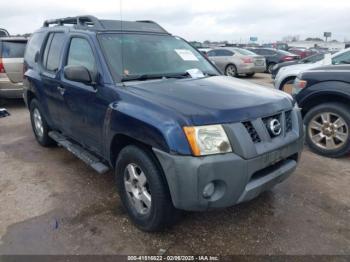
[43,15,104,30]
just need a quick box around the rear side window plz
[332,51,350,65]
[1,41,27,58]
[24,32,45,67]
[66,38,96,74]
[42,33,65,72]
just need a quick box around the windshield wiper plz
[121,74,166,82]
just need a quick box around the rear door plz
[207,49,234,72]
[0,40,27,83]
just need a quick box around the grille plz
[285,110,293,132]
[243,121,261,143]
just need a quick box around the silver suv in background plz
[0,37,27,98]
[207,48,266,77]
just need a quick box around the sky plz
[1,0,350,43]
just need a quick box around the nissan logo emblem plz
[268,119,282,136]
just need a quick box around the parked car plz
[271,53,326,79]
[288,47,315,59]
[197,47,212,56]
[207,48,266,77]
[262,43,289,51]
[0,37,27,98]
[23,16,304,232]
[293,65,350,158]
[274,48,350,93]
[247,48,300,73]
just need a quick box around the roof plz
[42,15,169,34]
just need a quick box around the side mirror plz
[64,65,96,85]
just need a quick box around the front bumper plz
[154,107,304,211]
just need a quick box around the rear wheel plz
[267,63,276,74]
[304,103,350,158]
[29,99,55,147]
[225,64,238,77]
[115,145,179,231]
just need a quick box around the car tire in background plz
[304,102,350,158]
[29,99,56,147]
[267,63,276,74]
[225,64,238,77]
[246,73,255,78]
[115,145,179,232]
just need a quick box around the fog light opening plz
[202,182,215,199]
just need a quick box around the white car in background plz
[274,48,350,93]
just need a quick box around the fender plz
[297,80,350,108]
[103,97,193,165]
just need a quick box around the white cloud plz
[1,0,350,42]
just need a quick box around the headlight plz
[183,125,232,156]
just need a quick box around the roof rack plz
[43,15,104,30]
[42,15,169,34]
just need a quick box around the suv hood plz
[125,76,293,125]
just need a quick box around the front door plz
[59,36,109,154]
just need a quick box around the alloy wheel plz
[33,108,44,138]
[308,112,349,150]
[225,65,236,77]
[124,163,152,215]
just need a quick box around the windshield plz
[99,33,219,81]
[233,48,256,55]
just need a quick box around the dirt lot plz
[0,73,349,255]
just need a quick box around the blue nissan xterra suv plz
[23,16,304,231]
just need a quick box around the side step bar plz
[49,131,110,174]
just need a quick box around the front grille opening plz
[249,153,298,182]
[243,121,261,143]
[285,110,293,132]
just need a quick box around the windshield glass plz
[233,48,256,55]
[99,33,219,81]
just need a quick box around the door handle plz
[57,86,65,95]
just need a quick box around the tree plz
[305,37,323,42]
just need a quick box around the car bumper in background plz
[0,78,24,99]
[238,64,266,74]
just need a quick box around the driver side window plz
[67,38,96,75]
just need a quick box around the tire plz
[225,64,238,77]
[267,63,276,74]
[304,102,350,158]
[246,73,255,78]
[29,99,56,147]
[115,145,179,231]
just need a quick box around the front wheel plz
[304,103,350,158]
[29,99,55,147]
[115,145,179,231]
